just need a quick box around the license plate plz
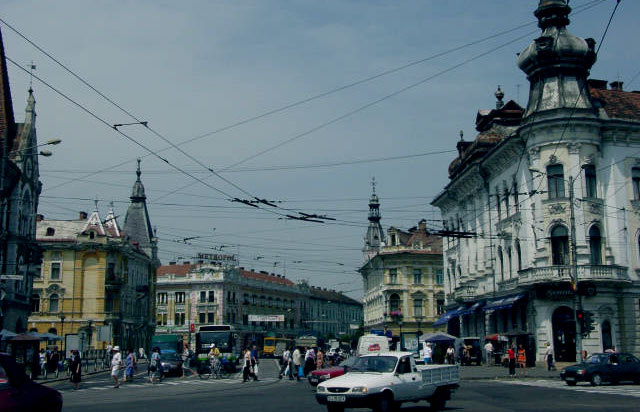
[565,377,575,381]
[327,395,346,402]
[310,377,318,382]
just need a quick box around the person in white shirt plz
[423,342,433,364]
[111,346,122,388]
[279,348,291,380]
[544,342,554,371]
[484,341,494,366]
[292,347,302,381]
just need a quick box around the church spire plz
[363,177,385,261]
[123,159,156,259]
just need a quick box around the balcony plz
[517,265,629,287]
[453,285,477,302]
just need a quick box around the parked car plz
[560,352,640,386]
[158,350,183,377]
[309,356,358,386]
[0,352,62,412]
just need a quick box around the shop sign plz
[248,314,284,322]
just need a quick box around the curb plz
[461,376,560,381]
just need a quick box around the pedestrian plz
[507,346,516,377]
[304,346,315,377]
[39,348,47,378]
[138,347,145,360]
[70,350,82,390]
[517,344,527,377]
[181,343,194,378]
[484,341,494,366]
[446,345,455,365]
[124,348,136,383]
[242,348,252,382]
[423,342,433,364]
[279,347,291,379]
[316,349,324,370]
[49,347,60,375]
[544,342,554,371]
[149,347,161,383]
[292,346,302,381]
[111,346,122,388]
[581,349,588,361]
[251,347,259,381]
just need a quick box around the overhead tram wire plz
[5,57,297,221]
[1,2,604,194]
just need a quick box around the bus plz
[263,337,293,358]
[195,325,238,371]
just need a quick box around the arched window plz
[46,227,55,236]
[515,240,522,271]
[48,327,57,335]
[547,164,565,199]
[389,294,401,313]
[589,226,602,265]
[49,294,59,312]
[551,226,569,265]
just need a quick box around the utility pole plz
[568,175,583,362]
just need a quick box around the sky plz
[2,0,638,299]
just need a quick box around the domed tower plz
[517,0,597,120]
[363,178,385,261]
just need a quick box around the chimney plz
[587,79,608,90]
[610,81,623,91]
[36,214,44,222]
[79,211,88,220]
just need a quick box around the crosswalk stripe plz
[501,379,640,398]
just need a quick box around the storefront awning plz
[459,301,485,316]
[433,306,465,326]
[483,293,526,311]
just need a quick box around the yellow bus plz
[263,337,293,358]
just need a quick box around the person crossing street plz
[111,346,122,388]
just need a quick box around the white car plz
[315,352,459,412]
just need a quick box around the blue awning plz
[433,306,465,326]
[459,301,485,316]
[483,293,526,311]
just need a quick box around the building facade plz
[29,164,158,352]
[432,0,640,363]
[0,26,44,334]
[360,214,445,339]
[155,262,363,347]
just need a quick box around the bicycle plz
[198,358,212,380]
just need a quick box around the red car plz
[308,356,358,386]
[0,353,62,412]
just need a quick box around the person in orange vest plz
[517,344,527,377]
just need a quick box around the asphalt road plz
[51,360,640,412]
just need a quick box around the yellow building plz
[29,163,158,354]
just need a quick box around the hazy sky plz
[2,0,638,298]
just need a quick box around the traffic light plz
[582,311,596,337]
[576,310,585,335]
[190,323,195,333]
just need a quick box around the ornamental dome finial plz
[495,86,505,109]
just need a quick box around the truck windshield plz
[351,356,398,373]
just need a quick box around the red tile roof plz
[240,269,296,287]
[590,87,640,121]
[158,264,196,277]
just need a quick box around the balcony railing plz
[453,285,477,301]
[516,265,629,287]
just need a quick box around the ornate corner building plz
[0,26,43,334]
[29,163,159,352]
[432,0,640,363]
[360,181,445,339]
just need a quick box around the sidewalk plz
[459,364,561,381]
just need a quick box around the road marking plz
[501,379,640,398]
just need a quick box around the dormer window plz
[89,231,95,239]
[46,227,55,236]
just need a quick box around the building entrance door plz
[552,306,576,362]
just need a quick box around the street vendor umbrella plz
[0,329,17,339]
[421,332,456,342]
[42,332,62,341]
[6,333,41,342]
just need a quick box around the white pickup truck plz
[315,351,459,412]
